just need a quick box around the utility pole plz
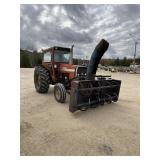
[133,41,138,64]
[129,33,139,65]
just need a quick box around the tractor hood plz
[60,63,77,73]
[59,63,87,80]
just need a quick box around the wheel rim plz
[55,88,61,100]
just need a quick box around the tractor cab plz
[42,46,71,64]
[41,46,77,85]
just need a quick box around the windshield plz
[54,50,70,63]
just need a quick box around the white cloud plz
[20,4,140,59]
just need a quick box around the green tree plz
[114,57,120,66]
[122,57,127,66]
[135,57,140,65]
[20,53,31,68]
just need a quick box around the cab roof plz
[42,46,71,53]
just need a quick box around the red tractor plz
[34,39,121,112]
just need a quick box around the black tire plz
[54,83,66,103]
[34,66,50,93]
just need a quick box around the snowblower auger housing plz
[69,78,121,112]
[34,39,121,113]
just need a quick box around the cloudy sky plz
[20,4,140,59]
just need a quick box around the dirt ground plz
[20,68,140,156]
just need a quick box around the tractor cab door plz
[42,51,56,82]
[51,51,60,82]
[52,50,70,82]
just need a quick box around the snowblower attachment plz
[69,39,121,112]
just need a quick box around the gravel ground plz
[20,68,140,156]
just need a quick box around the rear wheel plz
[54,83,66,103]
[34,66,50,93]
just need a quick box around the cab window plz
[43,52,51,62]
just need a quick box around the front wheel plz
[54,83,66,103]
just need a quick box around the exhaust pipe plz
[69,45,74,65]
[86,39,109,80]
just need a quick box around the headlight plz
[65,76,68,80]
[54,64,57,68]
